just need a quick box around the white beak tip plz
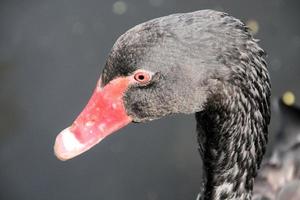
[54,127,85,161]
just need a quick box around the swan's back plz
[253,98,300,200]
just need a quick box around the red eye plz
[134,71,151,84]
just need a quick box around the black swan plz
[53,10,298,199]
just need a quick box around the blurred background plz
[0,0,299,199]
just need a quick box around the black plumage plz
[100,10,271,200]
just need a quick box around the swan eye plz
[133,71,151,84]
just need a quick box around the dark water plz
[0,0,299,199]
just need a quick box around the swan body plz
[253,99,300,200]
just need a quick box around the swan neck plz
[196,84,269,200]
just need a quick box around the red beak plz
[54,77,132,161]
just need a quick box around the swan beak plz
[54,77,132,161]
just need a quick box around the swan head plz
[54,10,270,162]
